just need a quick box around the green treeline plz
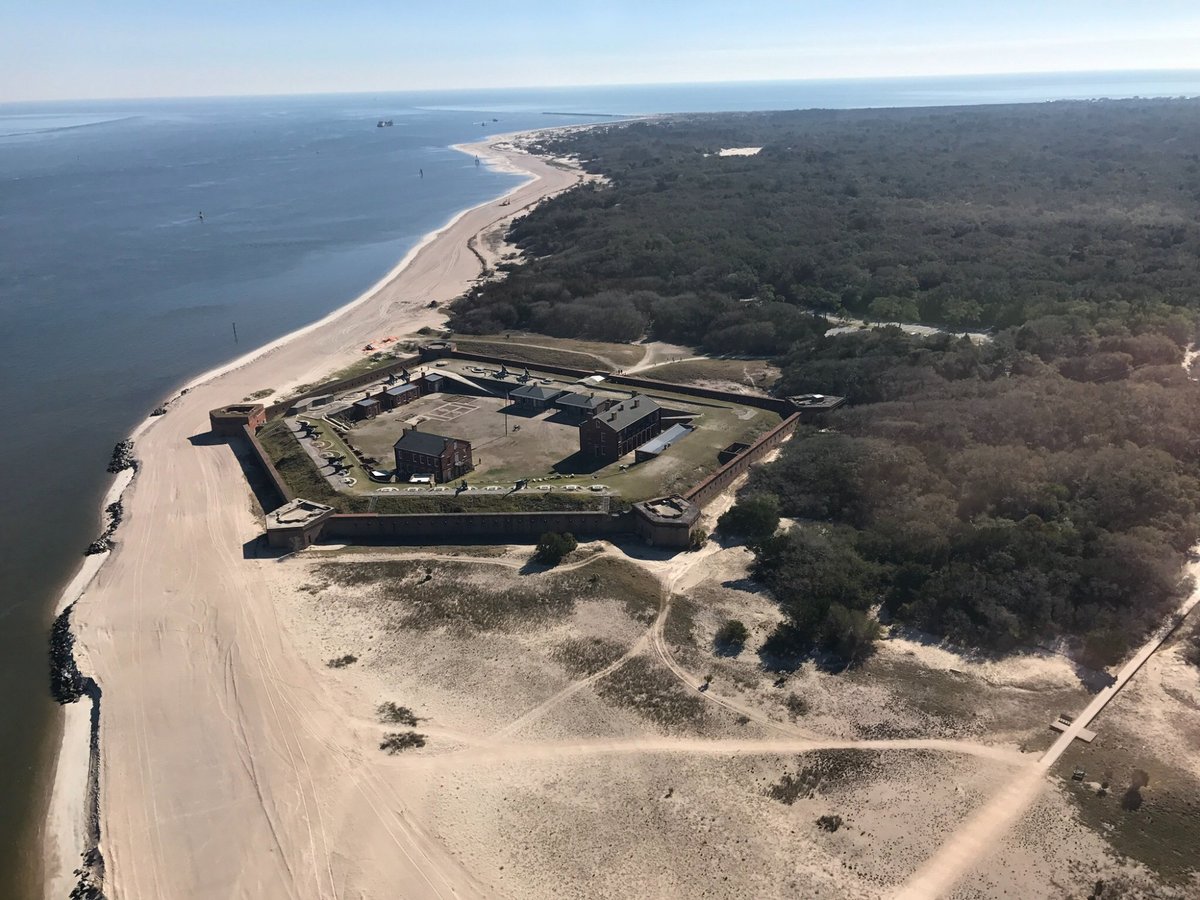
[746,326,1200,665]
[453,100,1200,351]
[451,100,1200,665]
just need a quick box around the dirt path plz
[624,341,698,374]
[648,543,816,737]
[627,356,709,375]
[487,548,676,740]
[487,537,1025,771]
[893,573,1200,900]
[489,541,806,741]
[489,629,652,740]
[306,545,616,574]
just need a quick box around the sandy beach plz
[44,132,589,900]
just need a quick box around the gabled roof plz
[393,430,456,456]
[353,397,381,408]
[592,396,660,433]
[555,391,607,410]
[509,383,563,402]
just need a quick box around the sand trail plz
[894,576,1200,899]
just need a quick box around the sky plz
[3,1,1200,102]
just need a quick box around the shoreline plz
[42,125,591,899]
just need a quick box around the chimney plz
[632,398,639,408]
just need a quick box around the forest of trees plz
[453,100,1200,352]
[450,100,1200,666]
[745,324,1200,665]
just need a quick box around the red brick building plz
[578,395,662,462]
[393,428,473,483]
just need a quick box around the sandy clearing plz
[1184,342,1200,381]
[404,735,1030,771]
[261,503,1166,898]
[421,746,1013,900]
[894,569,1200,900]
[821,313,992,345]
[56,133,589,900]
[879,634,1081,691]
[293,534,1045,897]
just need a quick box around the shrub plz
[326,654,358,668]
[816,814,844,832]
[714,619,750,654]
[379,731,427,753]
[785,692,810,718]
[535,531,578,566]
[376,702,419,726]
[1079,628,1131,670]
[718,493,780,543]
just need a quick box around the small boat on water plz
[376,119,394,128]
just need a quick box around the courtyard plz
[344,371,781,502]
[352,393,583,484]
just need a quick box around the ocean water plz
[3,71,1200,896]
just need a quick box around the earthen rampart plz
[420,344,794,415]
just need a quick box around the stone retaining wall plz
[241,423,294,508]
[324,509,630,541]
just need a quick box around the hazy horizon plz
[5,0,1200,103]
[3,67,1199,108]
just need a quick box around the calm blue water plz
[3,71,1200,896]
